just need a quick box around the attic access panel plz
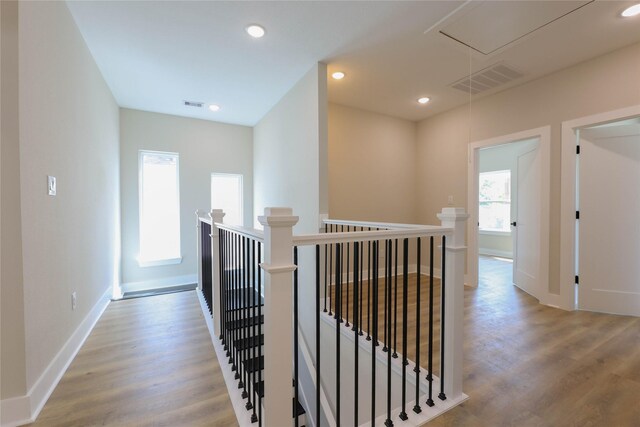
[440,0,593,55]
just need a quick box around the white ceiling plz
[67,1,640,126]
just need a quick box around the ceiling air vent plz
[450,63,523,95]
[183,100,205,108]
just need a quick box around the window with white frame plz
[479,170,511,233]
[211,173,243,226]
[138,151,181,266]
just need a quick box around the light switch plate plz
[48,176,56,196]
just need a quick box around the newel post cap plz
[258,207,299,228]
[209,209,225,223]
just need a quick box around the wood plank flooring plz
[31,291,237,427]
[32,256,640,426]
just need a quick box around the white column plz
[258,207,299,427]
[209,209,225,336]
[437,207,469,400]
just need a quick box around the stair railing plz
[197,207,468,427]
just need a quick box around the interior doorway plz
[468,127,551,305]
[576,116,640,316]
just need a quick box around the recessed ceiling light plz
[622,3,640,17]
[246,24,266,38]
[208,104,220,112]
[417,97,430,104]
[332,71,346,80]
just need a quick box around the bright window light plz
[138,151,181,265]
[479,170,511,232]
[211,173,243,226]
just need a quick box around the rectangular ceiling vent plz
[450,63,523,95]
[183,100,204,108]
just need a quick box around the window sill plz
[479,230,511,236]
[138,257,183,268]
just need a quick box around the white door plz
[513,147,541,297]
[578,124,640,316]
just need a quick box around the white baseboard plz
[120,273,197,294]
[1,286,111,427]
[478,248,513,258]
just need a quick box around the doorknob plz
[511,221,517,227]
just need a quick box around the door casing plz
[467,126,551,305]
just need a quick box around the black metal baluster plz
[413,238,422,414]
[294,246,299,427]
[383,238,389,353]
[346,226,350,328]
[335,243,341,427]
[399,238,409,421]
[393,239,398,359]
[329,224,334,317]
[353,241,360,427]
[225,231,230,358]
[426,236,435,407]
[257,242,263,427]
[359,229,364,336]
[324,225,328,313]
[240,237,246,395]
[439,235,447,401]
[340,225,344,324]
[251,239,258,422]
[229,232,238,372]
[366,239,371,341]
[315,244,321,426]
[385,240,393,427]
[371,241,378,426]
[234,234,240,381]
[245,238,253,409]
[219,229,225,340]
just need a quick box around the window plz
[479,170,511,233]
[138,151,181,266]
[211,173,243,226]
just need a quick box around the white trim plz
[467,126,551,306]
[120,273,197,294]
[137,256,182,268]
[478,248,512,258]
[1,287,111,427]
[560,104,640,311]
[479,229,511,236]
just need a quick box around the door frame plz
[467,126,550,304]
[560,104,640,311]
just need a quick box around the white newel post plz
[209,209,225,337]
[258,207,299,427]
[437,207,469,400]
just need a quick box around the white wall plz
[253,63,328,234]
[0,1,120,420]
[328,103,418,223]
[478,139,538,257]
[119,109,253,291]
[417,42,640,295]
[1,0,27,401]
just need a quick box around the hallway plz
[32,291,237,427]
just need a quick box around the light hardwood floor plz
[31,291,237,427]
[33,257,640,426]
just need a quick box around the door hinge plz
[575,275,579,285]
[576,145,580,154]
[576,211,580,220]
